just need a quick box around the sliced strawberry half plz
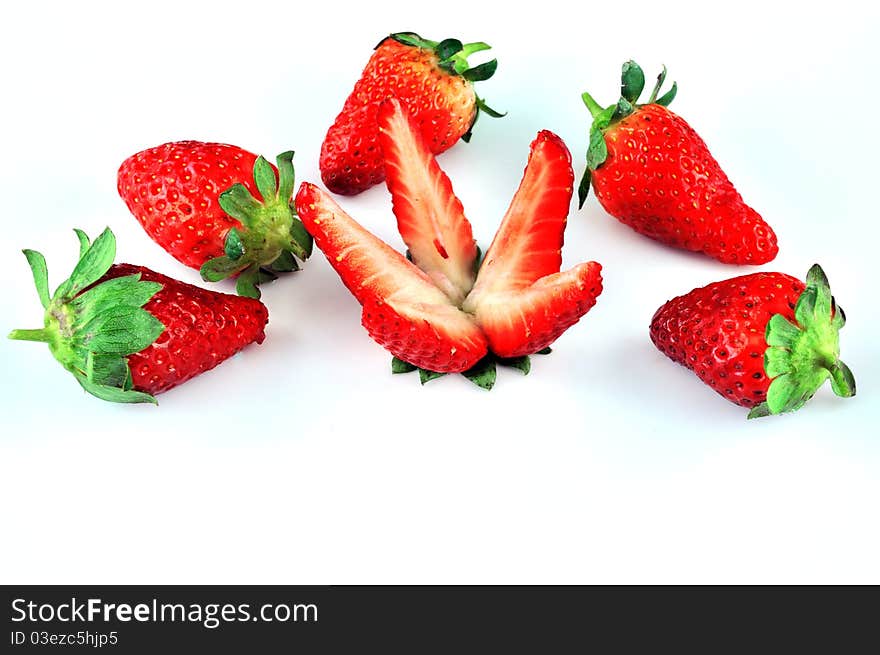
[470,263,603,358]
[463,131,603,358]
[296,182,487,372]
[378,97,478,305]
[467,131,574,297]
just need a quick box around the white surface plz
[1,1,878,584]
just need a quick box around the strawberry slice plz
[296,182,487,372]
[467,131,574,297]
[378,97,478,305]
[463,131,603,358]
[470,263,603,358]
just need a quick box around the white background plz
[2,1,878,584]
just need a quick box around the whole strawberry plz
[9,228,268,403]
[118,141,312,297]
[319,32,503,196]
[650,265,854,418]
[578,61,778,265]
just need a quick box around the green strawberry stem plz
[748,264,856,419]
[8,328,52,342]
[577,60,677,208]
[200,151,313,299]
[8,228,163,404]
[388,31,504,144]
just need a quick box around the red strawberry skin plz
[101,264,268,395]
[320,37,479,196]
[295,182,487,372]
[592,104,778,265]
[117,141,263,269]
[649,272,803,408]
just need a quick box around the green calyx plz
[577,60,677,208]
[199,151,313,299]
[388,32,505,143]
[8,228,164,404]
[748,265,856,419]
[390,347,552,391]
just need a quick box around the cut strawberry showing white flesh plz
[378,98,479,305]
[296,183,488,373]
[462,131,603,357]
[296,100,603,383]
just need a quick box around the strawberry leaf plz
[276,151,296,201]
[269,250,299,273]
[419,368,446,385]
[74,372,157,404]
[73,228,91,257]
[581,91,605,119]
[747,402,772,420]
[577,168,592,209]
[435,38,463,62]
[765,314,801,347]
[586,127,608,171]
[655,82,678,107]
[81,306,164,355]
[55,227,116,299]
[72,275,161,316]
[388,32,438,50]
[392,348,554,388]
[621,60,645,103]
[829,362,856,398]
[498,355,530,375]
[225,228,245,260]
[647,65,668,104]
[462,356,496,390]
[763,347,792,378]
[201,255,247,282]
[391,357,417,374]
[253,156,278,203]
[289,218,313,260]
[86,352,130,388]
[757,265,855,418]
[462,59,497,82]
[23,249,50,309]
[612,97,635,121]
[218,184,262,227]
[475,95,505,118]
[236,265,262,299]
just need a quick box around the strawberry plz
[650,265,855,418]
[377,97,479,305]
[295,181,489,373]
[117,141,312,297]
[578,61,778,265]
[298,99,603,387]
[319,32,503,196]
[9,228,268,403]
[462,128,603,358]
